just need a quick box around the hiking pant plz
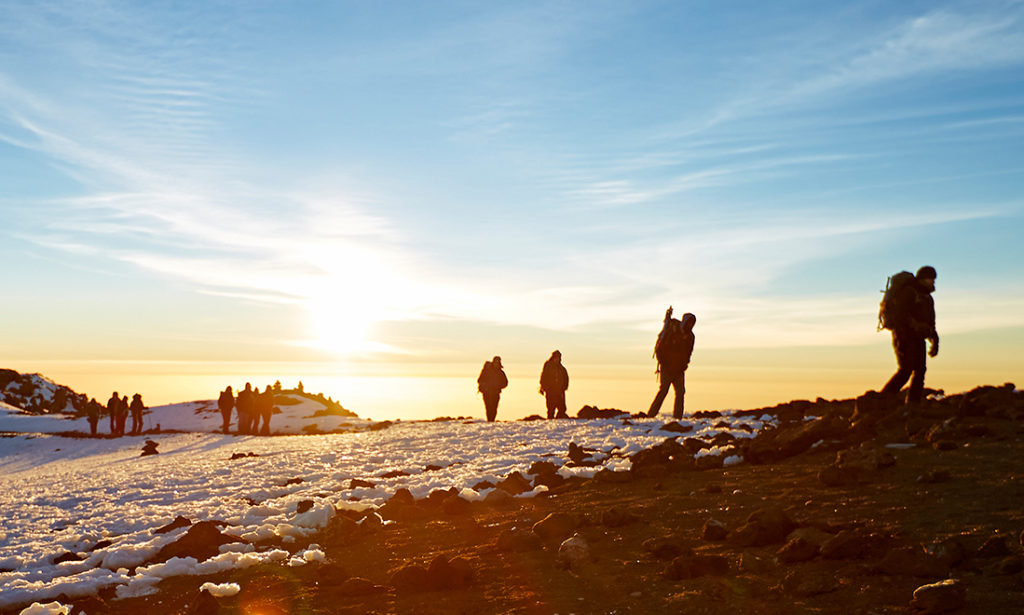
[482,391,501,422]
[648,370,685,419]
[882,331,927,403]
[88,417,98,435]
[220,409,232,434]
[131,411,142,435]
[545,391,567,419]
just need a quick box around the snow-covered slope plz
[0,410,774,610]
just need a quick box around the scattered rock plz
[349,479,376,489]
[876,546,947,577]
[229,452,258,460]
[533,473,566,489]
[483,488,516,506]
[601,507,639,528]
[557,533,591,569]
[296,500,315,514]
[442,496,471,517]
[779,570,838,597]
[390,563,430,593]
[154,515,192,534]
[533,512,580,543]
[496,527,542,552]
[425,554,473,590]
[390,488,415,506]
[976,535,1011,558]
[378,470,409,479]
[577,405,629,419]
[471,480,496,491]
[528,460,558,477]
[933,441,958,451]
[190,588,220,615]
[87,540,113,551]
[910,578,965,613]
[738,551,771,574]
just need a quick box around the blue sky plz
[2,1,1023,411]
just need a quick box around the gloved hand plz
[928,337,939,358]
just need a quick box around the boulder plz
[496,471,533,495]
[744,416,850,464]
[910,578,965,614]
[779,570,838,597]
[190,588,220,615]
[642,537,687,560]
[390,563,430,593]
[732,507,797,547]
[471,479,495,491]
[577,405,629,419]
[659,421,693,434]
[976,535,1011,558]
[533,512,580,543]
[154,521,245,563]
[557,533,591,570]
[527,460,558,477]
[483,488,516,506]
[701,519,729,541]
[496,527,542,552]
[140,440,159,457]
[390,488,415,505]
[349,479,376,489]
[533,473,566,489]
[777,536,818,563]
[425,554,472,590]
[442,495,471,517]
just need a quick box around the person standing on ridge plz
[257,385,275,436]
[106,391,119,435]
[117,395,130,436]
[539,350,570,419]
[648,307,696,420]
[218,386,235,434]
[86,398,100,435]
[477,356,508,422]
[236,383,256,434]
[880,266,939,404]
[129,393,146,435]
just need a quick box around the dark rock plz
[390,488,415,505]
[349,479,376,489]
[483,488,516,505]
[442,495,471,516]
[976,535,1011,558]
[390,563,429,593]
[87,539,113,551]
[594,468,631,483]
[567,442,588,465]
[423,464,444,472]
[154,521,245,563]
[660,421,693,434]
[875,546,947,577]
[642,537,687,560]
[777,536,819,563]
[780,570,838,597]
[191,588,220,615]
[818,464,862,487]
[358,512,385,530]
[425,488,457,506]
[820,530,887,560]
[533,473,566,489]
[732,507,797,547]
[701,519,729,541]
[496,527,542,552]
[154,515,192,534]
[425,554,473,590]
[932,440,957,451]
[663,553,729,580]
[533,512,580,542]
[917,469,952,484]
[229,452,258,460]
[738,552,772,574]
[528,460,558,476]
[601,507,639,528]
[52,551,84,564]
[929,536,969,568]
[337,577,388,596]
[577,405,629,419]
[695,454,724,470]
[520,414,545,421]
[496,471,532,495]
[986,555,1024,576]
[378,470,409,479]
[282,477,303,486]
[557,533,591,570]
[744,416,850,464]
[702,483,723,494]
[471,480,495,491]
[910,578,965,613]
[681,437,710,454]
[140,440,159,457]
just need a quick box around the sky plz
[2,1,1023,419]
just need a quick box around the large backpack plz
[878,271,915,331]
[654,318,685,362]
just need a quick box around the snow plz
[0,403,774,610]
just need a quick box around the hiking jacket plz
[894,281,937,340]
[477,362,508,394]
[218,391,234,411]
[539,359,569,394]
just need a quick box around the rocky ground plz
[12,384,1024,615]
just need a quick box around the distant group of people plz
[475,264,939,421]
[476,306,697,421]
[85,392,146,436]
[217,383,277,435]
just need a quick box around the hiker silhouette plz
[539,350,570,419]
[880,266,939,404]
[218,386,234,434]
[477,356,508,422]
[648,306,696,419]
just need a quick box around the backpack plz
[654,318,685,362]
[878,271,915,331]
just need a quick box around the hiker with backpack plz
[236,383,256,435]
[129,393,146,435]
[477,356,508,422]
[539,350,570,419]
[879,266,939,404]
[648,306,696,419]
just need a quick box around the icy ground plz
[0,400,774,611]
